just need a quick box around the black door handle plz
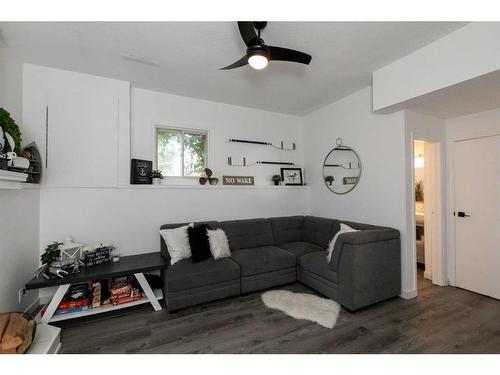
[457,211,470,218]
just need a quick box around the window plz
[156,127,208,177]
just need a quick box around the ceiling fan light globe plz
[248,54,269,70]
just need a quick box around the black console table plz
[25,252,166,324]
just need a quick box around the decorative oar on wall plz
[227,157,295,167]
[227,138,296,151]
[226,137,297,166]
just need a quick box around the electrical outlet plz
[18,288,25,304]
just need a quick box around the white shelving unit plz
[40,289,163,323]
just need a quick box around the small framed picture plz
[131,159,152,184]
[281,168,303,186]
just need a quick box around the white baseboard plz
[424,271,432,280]
[432,278,449,287]
[400,289,418,299]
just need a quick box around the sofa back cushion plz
[269,216,304,245]
[159,221,219,261]
[341,220,382,231]
[220,218,274,251]
[303,216,336,249]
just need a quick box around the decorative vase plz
[153,178,162,185]
[273,180,280,186]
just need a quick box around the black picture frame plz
[130,159,152,184]
[280,167,303,186]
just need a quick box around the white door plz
[454,135,500,299]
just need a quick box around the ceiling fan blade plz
[219,55,248,70]
[269,46,312,65]
[237,21,260,46]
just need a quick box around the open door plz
[414,139,443,286]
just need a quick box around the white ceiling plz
[0,22,466,115]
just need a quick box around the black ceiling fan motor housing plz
[219,21,312,70]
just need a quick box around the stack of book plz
[54,284,90,315]
[110,277,142,305]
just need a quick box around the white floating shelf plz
[0,169,29,189]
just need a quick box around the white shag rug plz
[261,290,341,329]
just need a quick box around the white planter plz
[152,178,162,185]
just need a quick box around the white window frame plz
[155,125,209,178]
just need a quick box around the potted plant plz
[271,175,282,186]
[0,108,22,154]
[150,170,164,185]
[415,180,424,202]
[415,180,424,213]
[325,175,334,186]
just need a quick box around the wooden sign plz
[222,175,255,186]
[343,176,359,185]
[83,247,111,267]
[130,159,152,184]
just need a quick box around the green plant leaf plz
[0,108,22,154]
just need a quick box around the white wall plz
[302,87,412,295]
[0,45,4,106]
[445,106,500,286]
[22,64,131,186]
[0,54,40,313]
[0,55,23,124]
[0,188,40,312]
[132,88,304,186]
[19,66,308,264]
[373,23,500,111]
[39,186,308,257]
[0,57,23,122]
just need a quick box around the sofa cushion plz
[303,216,336,248]
[231,246,296,277]
[159,221,219,261]
[165,257,240,293]
[188,224,212,263]
[278,241,325,262]
[220,218,274,251]
[299,251,338,284]
[341,220,380,231]
[269,216,304,245]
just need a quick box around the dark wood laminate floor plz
[56,270,500,353]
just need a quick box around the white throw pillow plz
[160,223,194,265]
[326,223,359,262]
[207,228,231,259]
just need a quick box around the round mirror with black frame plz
[323,138,362,194]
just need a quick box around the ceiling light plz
[415,154,424,168]
[247,46,270,70]
[248,54,269,70]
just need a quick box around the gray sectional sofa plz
[159,216,401,312]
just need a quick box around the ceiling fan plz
[220,21,312,71]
